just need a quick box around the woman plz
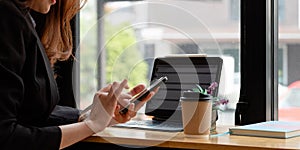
[0,0,154,149]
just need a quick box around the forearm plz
[47,105,80,126]
[59,122,94,149]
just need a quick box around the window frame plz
[235,0,278,125]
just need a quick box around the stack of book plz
[229,121,300,139]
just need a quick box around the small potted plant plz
[192,82,229,133]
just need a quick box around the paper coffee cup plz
[180,91,212,136]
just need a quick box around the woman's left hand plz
[109,84,158,125]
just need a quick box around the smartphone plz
[119,76,168,115]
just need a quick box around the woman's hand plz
[84,79,129,133]
[109,84,158,125]
[127,84,158,113]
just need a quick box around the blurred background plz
[78,0,300,126]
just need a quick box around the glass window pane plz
[278,0,300,121]
[79,1,98,109]
[80,0,240,126]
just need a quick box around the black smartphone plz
[119,76,168,115]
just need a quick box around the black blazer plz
[0,0,79,149]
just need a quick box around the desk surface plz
[84,126,300,150]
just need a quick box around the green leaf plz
[192,88,200,92]
[203,89,208,95]
[195,84,204,93]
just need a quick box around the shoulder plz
[0,0,37,72]
[0,0,24,13]
[0,0,35,40]
[0,0,29,28]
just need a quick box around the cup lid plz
[180,91,212,101]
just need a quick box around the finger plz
[134,91,155,111]
[127,103,137,118]
[118,92,132,108]
[107,81,118,98]
[119,93,132,100]
[112,105,123,124]
[144,91,154,100]
[100,83,112,92]
[129,84,146,96]
[108,80,126,99]
[97,92,108,99]
[114,105,131,123]
[118,100,131,109]
[134,100,146,112]
[124,83,130,90]
[123,103,133,120]
[114,79,128,98]
[114,105,121,117]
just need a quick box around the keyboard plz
[113,120,183,132]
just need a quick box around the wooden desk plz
[82,126,300,150]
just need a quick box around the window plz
[230,0,240,21]
[76,0,300,129]
[278,0,285,22]
[79,0,97,108]
[79,0,240,126]
[278,0,300,121]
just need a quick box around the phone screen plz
[119,76,168,114]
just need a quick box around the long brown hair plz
[41,0,86,67]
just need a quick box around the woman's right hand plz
[84,79,129,133]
